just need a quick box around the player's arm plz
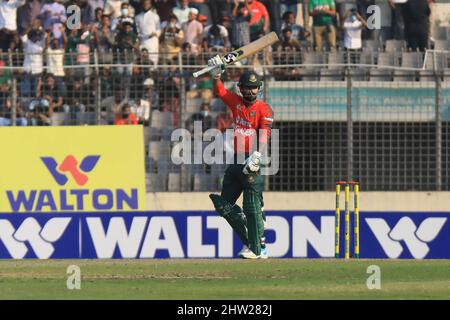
[209,55,238,113]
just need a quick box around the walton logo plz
[0,217,71,258]
[5,154,138,211]
[366,217,447,259]
[41,155,100,186]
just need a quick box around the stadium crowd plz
[0,0,444,127]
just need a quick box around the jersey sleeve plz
[214,80,239,115]
[258,103,274,145]
[260,2,269,20]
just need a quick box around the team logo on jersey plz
[250,111,255,118]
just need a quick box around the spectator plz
[428,0,436,42]
[342,8,367,51]
[94,13,115,64]
[185,101,213,133]
[221,14,232,37]
[66,23,95,80]
[0,82,27,126]
[115,19,140,51]
[115,103,138,125]
[99,67,113,98]
[389,0,406,40]
[261,0,281,37]
[0,0,25,52]
[143,77,158,110]
[0,26,20,52]
[160,13,184,64]
[209,0,233,24]
[159,71,181,126]
[17,0,42,35]
[173,0,190,24]
[88,0,105,23]
[73,0,92,26]
[274,27,299,68]
[41,74,65,112]
[45,24,66,91]
[65,78,93,113]
[111,1,136,32]
[334,0,347,25]
[38,0,66,40]
[28,97,53,126]
[247,0,269,41]
[376,0,394,42]
[280,0,299,18]
[104,0,125,19]
[129,63,146,99]
[216,106,233,133]
[281,10,310,42]
[93,7,104,28]
[154,0,176,23]
[0,60,11,88]
[102,90,126,122]
[131,97,150,125]
[309,0,337,52]
[186,72,213,102]
[202,20,230,52]
[231,0,252,49]
[0,0,25,32]
[115,19,140,76]
[402,0,430,51]
[356,0,375,40]
[197,14,207,28]
[137,48,153,76]
[190,0,212,25]
[136,0,161,67]
[278,27,301,51]
[21,27,46,98]
[182,7,203,54]
[130,0,144,16]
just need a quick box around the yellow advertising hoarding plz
[0,126,146,212]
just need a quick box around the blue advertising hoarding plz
[0,211,448,259]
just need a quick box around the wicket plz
[335,181,360,259]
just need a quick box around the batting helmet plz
[238,71,262,88]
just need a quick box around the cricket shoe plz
[240,250,260,259]
[238,245,251,258]
[259,247,268,259]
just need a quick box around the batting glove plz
[243,151,262,175]
[207,54,225,79]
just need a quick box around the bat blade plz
[193,32,279,78]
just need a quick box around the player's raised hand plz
[207,54,225,79]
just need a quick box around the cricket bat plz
[193,31,279,78]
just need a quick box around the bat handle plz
[193,65,219,78]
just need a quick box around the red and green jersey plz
[215,80,274,154]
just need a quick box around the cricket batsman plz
[207,55,274,259]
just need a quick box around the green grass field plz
[0,259,449,300]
